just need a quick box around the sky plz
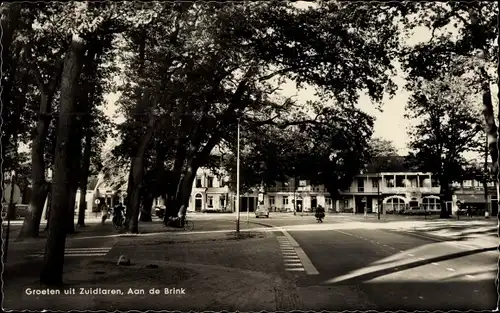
[100,3,498,159]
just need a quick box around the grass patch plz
[226,231,266,240]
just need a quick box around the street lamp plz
[377,172,381,220]
[236,118,241,233]
[293,166,296,216]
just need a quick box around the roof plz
[365,156,411,173]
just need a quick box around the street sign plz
[3,184,21,204]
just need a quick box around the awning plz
[456,194,488,203]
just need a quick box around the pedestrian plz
[364,205,368,218]
[101,203,109,225]
[466,206,472,218]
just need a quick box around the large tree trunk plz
[174,159,199,226]
[40,36,86,286]
[139,192,154,222]
[481,75,497,173]
[65,114,84,234]
[123,168,134,228]
[43,182,52,232]
[128,157,145,233]
[127,124,155,233]
[0,3,21,53]
[20,182,49,237]
[66,183,78,234]
[19,64,62,238]
[77,131,92,227]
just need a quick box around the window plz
[196,177,202,188]
[207,196,213,208]
[269,196,275,206]
[208,176,214,188]
[385,197,406,213]
[372,178,379,189]
[396,176,405,187]
[357,178,365,192]
[422,197,439,211]
[282,196,289,205]
[220,196,225,208]
[311,196,317,208]
[431,177,439,187]
[325,197,332,205]
[386,178,394,188]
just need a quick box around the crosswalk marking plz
[284,261,302,265]
[30,247,112,258]
[278,236,306,273]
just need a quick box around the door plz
[311,197,317,210]
[296,199,303,212]
[248,197,255,212]
[195,199,202,211]
[492,200,498,217]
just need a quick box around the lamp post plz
[236,118,241,233]
[377,172,381,220]
[293,166,296,216]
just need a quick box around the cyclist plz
[113,202,125,226]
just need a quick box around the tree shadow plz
[321,246,497,285]
[406,223,498,241]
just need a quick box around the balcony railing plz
[267,187,296,192]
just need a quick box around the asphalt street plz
[249,213,498,310]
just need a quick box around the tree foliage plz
[406,74,483,216]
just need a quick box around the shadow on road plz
[322,246,497,285]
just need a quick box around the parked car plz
[255,206,269,218]
[154,205,166,219]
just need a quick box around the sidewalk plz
[3,222,300,311]
[334,212,498,222]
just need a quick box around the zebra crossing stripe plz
[285,268,305,271]
[30,247,111,257]
[31,253,108,257]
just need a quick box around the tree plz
[399,2,498,174]
[220,103,374,201]
[405,74,483,218]
[112,1,406,233]
[40,34,87,286]
[369,137,399,158]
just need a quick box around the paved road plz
[246,214,498,310]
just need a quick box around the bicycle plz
[183,218,194,231]
[112,212,125,229]
[163,216,194,231]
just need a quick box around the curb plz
[247,220,320,275]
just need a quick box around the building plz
[189,168,231,212]
[336,171,441,214]
[87,156,497,216]
[452,176,497,216]
[179,161,442,214]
